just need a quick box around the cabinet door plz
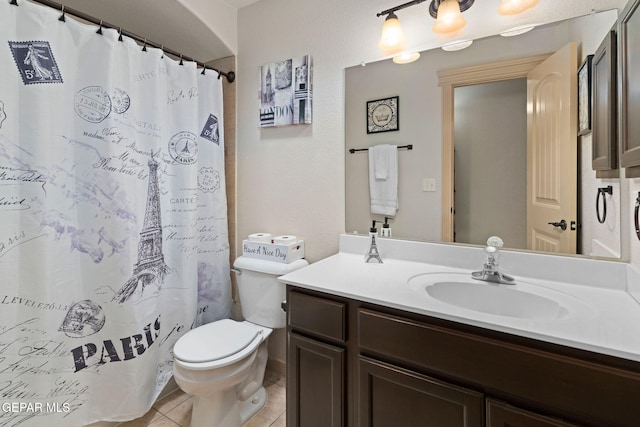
[358,356,483,427]
[620,0,640,175]
[486,399,581,427]
[287,332,345,427]
[591,28,617,176]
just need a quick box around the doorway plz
[454,78,527,248]
[439,47,578,254]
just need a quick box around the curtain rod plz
[349,144,413,153]
[9,0,236,83]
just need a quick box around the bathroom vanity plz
[280,235,640,427]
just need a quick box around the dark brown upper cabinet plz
[620,0,640,177]
[592,27,618,178]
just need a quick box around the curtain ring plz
[58,5,66,22]
[596,185,613,224]
[201,66,206,75]
[635,192,640,241]
[96,20,103,35]
[142,38,147,52]
[118,28,123,42]
[10,0,18,6]
[179,54,184,66]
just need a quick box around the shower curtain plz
[0,1,231,425]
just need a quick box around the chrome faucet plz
[471,237,515,285]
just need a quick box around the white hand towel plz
[373,144,390,179]
[369,144,398,216]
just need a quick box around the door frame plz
[438,54,551,242]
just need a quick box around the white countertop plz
[279,235,640,363]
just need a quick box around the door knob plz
[548,219,567,230]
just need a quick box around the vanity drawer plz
[288,289,347,343]
[358,307,640,427]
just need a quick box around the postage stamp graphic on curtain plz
[74,86,112,123]
[198,167,220,193]
[8,40,63,85]
[200,113,220,145]
[168,131,198,165]
[110,88,131,114]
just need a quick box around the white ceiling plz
[52,0,627,64]
[56,0,237,62]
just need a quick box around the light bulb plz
[378,12,407,54]
[433,0,467,34]
[498,0,539,16]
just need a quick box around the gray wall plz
[454,79,527,248]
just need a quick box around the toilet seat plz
[173,320,270,370]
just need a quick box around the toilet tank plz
[233,256,309,328]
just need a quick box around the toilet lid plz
[173,319,261,363]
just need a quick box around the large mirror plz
[345,9,622,259]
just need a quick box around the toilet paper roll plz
[248,233,272,243]
[273,235,298,245]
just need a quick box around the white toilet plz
[173,256,308,427]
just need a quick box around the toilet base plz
[191,387,239,427]
[189,385,267,427]
[239,386,267,424]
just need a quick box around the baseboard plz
[267,359,287,378]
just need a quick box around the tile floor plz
[119,369,286,427]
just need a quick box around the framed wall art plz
[578,54,593,136]
[367,96,399,134]
[259,54,312,127]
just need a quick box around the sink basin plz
[407,272,595,320]
[425,281,567,319]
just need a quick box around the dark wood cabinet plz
[288,333,345,427]
[620,0,640,176]
[286,286,640,427]
[486,399,579,427]
[591,27,617,177]
[359,357,483,427]
[287,289,347,427]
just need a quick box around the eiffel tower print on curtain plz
[115,154,170,303]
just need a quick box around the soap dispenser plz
[381,217,392,238]
[365,220,383,263]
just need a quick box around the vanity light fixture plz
[378,11,408,54]
[430,0,474,34]
[393,51,421,64]
[377,0,429,54]
[377,1,474,54]
[498,0,539,16]
[379,0,545,55]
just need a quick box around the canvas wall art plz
[259,54,312,127]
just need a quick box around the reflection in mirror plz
[345,9,622,259]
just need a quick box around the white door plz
[526,42,577,254]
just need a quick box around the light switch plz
[422,178,436,192]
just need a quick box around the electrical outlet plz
[422,178,436,192]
